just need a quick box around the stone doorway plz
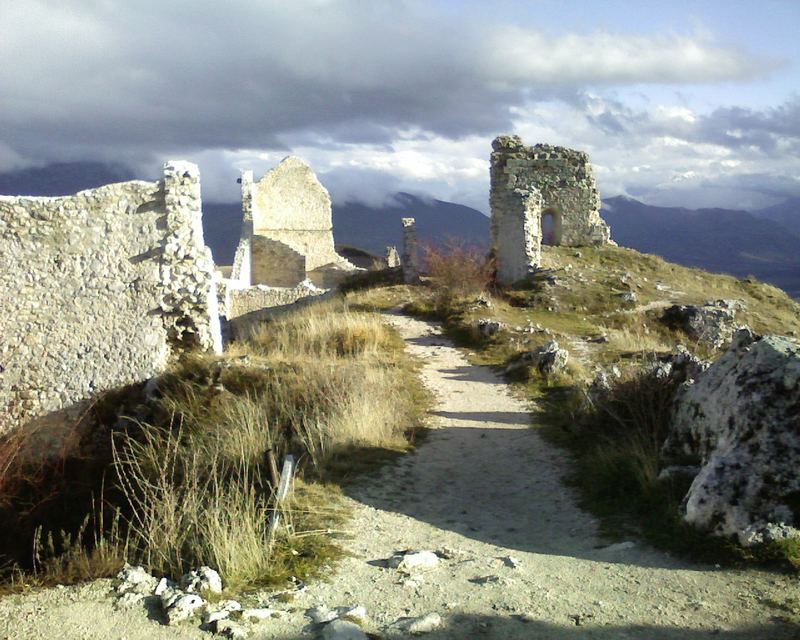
[541,209,562,246]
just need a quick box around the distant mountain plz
[602,196,800,299]
[0,161,137,197]
[332,192,490,255]
[751,197,800,237]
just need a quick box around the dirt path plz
[1,313,797,639]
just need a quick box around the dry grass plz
[0,298,429,592]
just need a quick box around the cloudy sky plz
[2,0,799,212]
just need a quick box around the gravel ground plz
[0,313,797,639]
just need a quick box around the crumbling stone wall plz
[490,135,611,284]
[0,162,221,435]
[227,282,329,339]
[251,156,354,274]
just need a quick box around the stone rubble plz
[387,550,440,572]
[180,566,223,594]
[471,318,506,337]
[660,299,746,350]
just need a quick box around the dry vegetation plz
[0,300,430,593]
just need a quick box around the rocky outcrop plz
[665,329,800,543]
[660,299,745,350]
[506,340,569,377]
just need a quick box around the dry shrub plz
[422,241,494,310]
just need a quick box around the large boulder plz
[660,299,745,350]
[665,329,800,543]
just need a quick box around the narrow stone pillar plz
[231,170,254,285]
[401,218,420,283]
[161,161,223,354]
[385,245,401,268]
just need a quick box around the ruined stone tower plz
[490,135,611,285]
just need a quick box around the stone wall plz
[251,156,353,272]
[227,282,329,339]
[0,162,221,435]
[250,236,306,287]
[490,135,612,284]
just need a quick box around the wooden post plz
[265,448,280,489]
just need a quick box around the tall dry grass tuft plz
[0,299,427,592]
[113,423,278,589]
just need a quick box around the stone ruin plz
[0,162,221,436]
[0,154,371,436]
[490,135,612,285]
[219,156,358,335]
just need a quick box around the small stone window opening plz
[542,209,562,246]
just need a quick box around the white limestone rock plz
[392,612,443,634]
[202,600,242,625]
[116,563,158,595]
[387,550,440,572]
[163,592,205,624]
[471,318,505,337]
[180,566,223,594]
[523,340,569,377]
[660,300,744,350]
[241,608,274,621]
[307,605,338,624]
[666,330,800,540]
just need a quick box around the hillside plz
[602,196,800,299]
[752,196,800,236]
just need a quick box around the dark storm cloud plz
[0,0,774,169]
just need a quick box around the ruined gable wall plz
[251,156,351,272]
[0,162,221,435]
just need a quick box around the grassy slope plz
[348,244,800,570]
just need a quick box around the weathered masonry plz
[220,156,357,330]
[0,162,221,436]
[231,156,356,290]
[490,135,612,285]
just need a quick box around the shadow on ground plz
[277,613,797,640]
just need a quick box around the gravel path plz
[0,313,796,639]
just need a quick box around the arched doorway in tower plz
[541,209,562,245]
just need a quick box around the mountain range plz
[1,162,797,298]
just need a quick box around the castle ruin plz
[490,135,611,285]
[220,157,358,333]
